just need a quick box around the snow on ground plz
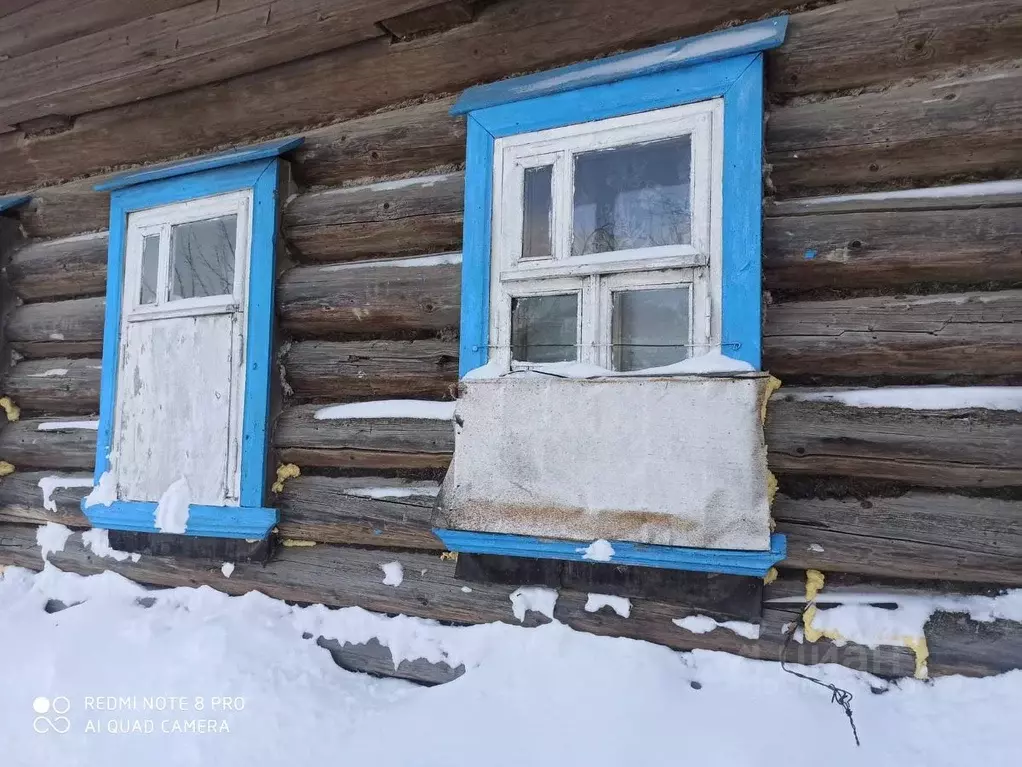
[1,565,1020,767]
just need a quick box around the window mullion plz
[579,274,599,366]
[552,150,572,260]
[155,223,172,306]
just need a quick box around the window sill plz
[81,501,278,539]
[433,529,786,577]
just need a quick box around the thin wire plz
[781,603,861,747]
[476,341,741,349]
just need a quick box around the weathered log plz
[284,172,465,262]
[770,0,1022,96]
[8,177,110,240]
[276,474,443,549]
[0,0,804,192]
[0,419,96,470]
[764,290,1022,380]
[5,297,105,358]
[8,233,108,302]
[767,395,1022,488]
[293,97,464,189]
[274,404,454,469]
[378,0,475,41]
[0,0,450,126]
[0,0,197,60]
[0,523,922,679]
[15,99,465,240]
[0,470,92,528]
[2,358,101,415]
[284,339,458,400]
[277,260,461,337]
[764,199,1022,291]
[774,493,1022,586]
[768,65,1022,195]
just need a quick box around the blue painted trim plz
[434,529,786,576]
[456,49,770,374]
[720,54,764,368]
[92,156,287,539]
[82,501,278,539]
[94,137,303,192]
[0,195,30,213]
[459,115,495,376]
[472,54,754,139]
[451,17,788,115]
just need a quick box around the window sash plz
[495,100,718,278]
[123,191,252,321]
[489,99,722,373]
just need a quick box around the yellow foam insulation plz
[281,539,317,547]
[440,551,458,562]
[0,397,20,422]
[0,461,15,477]
[766,470,778,506]
[801,569,930,680]
[762,567,778,586]
[271,463,301,493]
[759,375,782,425]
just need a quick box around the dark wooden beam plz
[2,357,101,415]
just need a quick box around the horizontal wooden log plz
[277,260,461,337]
[0,0,197,60]
[770,0,1022,96]
[0,0,449,126]
[14,99,465,240]
[8,233,108,302]
[284,339,458,400]
[764,290,1022,380]
[8,177,109,240]
[764,199,1022,292]
[276,474,443,549]
[379,0,474,41]
[774,493,1022,586]
[284,173,464,262]
[0,0,804,192]
[2,358,101,415]
[767,395,1022,488]
[0,523,924,679]
[0,419,96,470]
[274,404,454,469]
[768,66,1022,195]
[0,470,91,528]
[5,297,105,358]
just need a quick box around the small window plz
[490,101,719,372]
[84,137,302,540]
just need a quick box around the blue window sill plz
[433,529,786,577]
[82,501,278,540]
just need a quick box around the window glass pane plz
[511,294,577,363]
[169,214,238,300]
[572,136,692,256]
[138,234,160,305]
[522,165,553,259]
[612,286,690,372]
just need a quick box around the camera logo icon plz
[32,696,71,734]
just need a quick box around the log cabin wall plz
[1,0,1022,680]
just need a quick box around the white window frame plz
[123,191,252,322]
[489,99,723,372]
[114,190,253,504]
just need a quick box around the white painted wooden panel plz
[113,313,240,506]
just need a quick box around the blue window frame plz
[436,18,789,575]
[82,137,302,539]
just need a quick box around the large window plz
[490,101,720,372]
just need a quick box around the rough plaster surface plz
[434,375,773,550]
